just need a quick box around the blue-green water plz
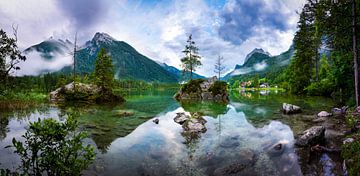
[0,90,335,175]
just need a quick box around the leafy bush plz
[305,78,335,96]
[209,81,228,96]
[181,79,204,94]
[5,114,95,175]
[342,137,360,176]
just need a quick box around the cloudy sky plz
[0,0,305,76]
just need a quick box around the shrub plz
[342,137,360,176]
[5,114,95,175]
[209,81,228,96]
[181,79,205,94]
[305,78,335,96]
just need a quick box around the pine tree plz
[289,4,316,94]
[94,48,114,91]
[181,34,202,80]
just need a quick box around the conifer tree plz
[181,34,202,80]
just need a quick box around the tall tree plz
[73,32,78,90]
[0,26,26,84]
[288,4,316,94]
[94,48,114,91]
[352,0,359,106]
[214,56,225,80]
[181,34,201,80]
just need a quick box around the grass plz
[0,90,48,109]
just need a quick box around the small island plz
[174,76,229,102]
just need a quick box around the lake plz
[0,90,336,175]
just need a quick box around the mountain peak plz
[92,32,116,44]
[244,48,271,64]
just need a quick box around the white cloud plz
[14,52,73,76]
[0,0,305,77]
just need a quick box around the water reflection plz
[93,105,302,175]
[0,90,336,175]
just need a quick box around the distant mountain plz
[24,33,197,82]
[158,62,205,80]
[24,37,73,60]
[224,46,294,80]
[243,48,271,64]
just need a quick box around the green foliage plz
[305,78,335,96]
[231,80,240,89]
[181,35,202,80]
[94,48,114,91]
[0,28,26,84]
[7,114,95,175]
[208,81,228,96]
[253,75,260,88]
[181,79,205,94]
[0,89,47,102]
[342,137,360,176]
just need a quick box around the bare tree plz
[73,32,77,90]
[214,56,225,80]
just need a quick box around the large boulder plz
[49,82,124,103]
[282,103,301,114]
[174,112,207,133]
[332,106,348,115]
[295,126,325,147]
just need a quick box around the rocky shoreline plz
[282,103,356,175]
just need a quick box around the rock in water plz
[153,118,159,124]
[49,82,124,103]
[282,103,301,114]
[174,76,229,102]
[332,106,348,115]
[295,126,325,147]
[174,112,190,125]
[183,118,207,133]
[317,111,332,117]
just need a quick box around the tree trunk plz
[353,0,359,107]
[315,53,319,82]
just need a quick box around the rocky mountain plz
[159,62,205,81]
[24,37,73,60]
[224,45,294,80]
[59,32,179,82]
[24,32,205,83]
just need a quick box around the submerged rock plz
[318,111,332,117]
[282,103,301,114]
[295,126,325,147]
[174,112,207,135]
[183,117,207,133]
[264,141,287,157]
[213,163,246,176]
[115,110,134,117]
